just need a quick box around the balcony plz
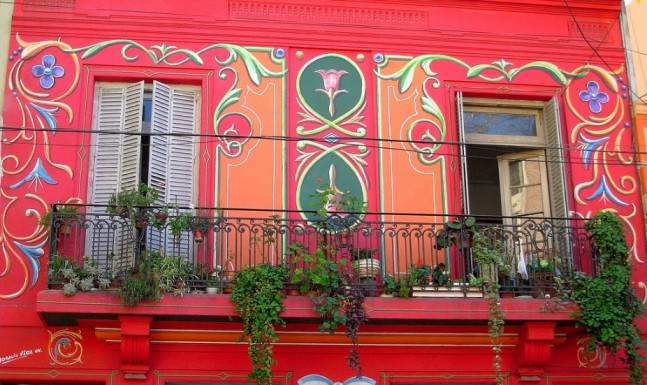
[43,205,596,298]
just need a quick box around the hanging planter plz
[193,228,204,243]
[339,230,350,245]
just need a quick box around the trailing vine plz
[487,282,504,385]
[472,231,506,385]
[571,211,646,384]
[345,286,368,377]
[230,264,288,384]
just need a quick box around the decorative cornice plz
[229,2,429,30]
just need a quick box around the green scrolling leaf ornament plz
[64,40,285,86]
[377,56,586,93]
[407,81,446,165]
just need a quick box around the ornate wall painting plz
[211,47,286,216]
[1,34,81,300]
[376,54,644,268]
[0,35,287,300]
[298,374,375,385]
[288,51,377,226]
[48,329,83,366]
[375,54,449,276]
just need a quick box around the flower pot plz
[206,287,220,294]
[480,263,498,284]
[154,211,168,225]
[194,228,204,243]
[59,222,73,236]
[49,282,65,290]
[286,288,300,296]
[339,230,350,245]
[359,277,377,297]
[109,279,122,290]
[356,259,381,278]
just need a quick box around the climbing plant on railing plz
[571,211,645,385]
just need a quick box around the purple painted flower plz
[31,55,64,89]
[579,81,609,114]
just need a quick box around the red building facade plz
[1,1,645,385]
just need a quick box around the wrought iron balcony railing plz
[45,205,596,298]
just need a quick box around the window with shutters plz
[87,80,200,268]
[456,96,567,226]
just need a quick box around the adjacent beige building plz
[626,0,647,223]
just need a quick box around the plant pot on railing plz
[356,259,381,279]
[59,220,73,236]
[480,263,498,284]
[194,228,204,243]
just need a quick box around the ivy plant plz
[570,211,646,384]
[230,264,288,384]
[472,231,505,385]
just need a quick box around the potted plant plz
[527,255,560,298]
[351,248,380,278]
[409,260,431,286]
[107,183,159,228]
[166,211,192,243]
[432,263,451,286]
[309,177,367,238]
[190,211,212,244]
[47,253,74,289]
[471,230,512,287]
[156,255,182,293]
[40,205,81,236]
[381,275,399,297]
[119,250,163,307]
[175,259,198,295]
[435,216,476,249]
[351,247,380,297]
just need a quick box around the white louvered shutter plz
[456,92,471,214]
[89,82,143,271]
[543,98,567,220]
[543,97,569,260]
[148,81,198,257]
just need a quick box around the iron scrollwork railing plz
[46,205,596,298]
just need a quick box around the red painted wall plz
[0,1,643,384]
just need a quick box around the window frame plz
[462,97,546,147]
[497,149,551,219]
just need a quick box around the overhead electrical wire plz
[564,0,647,105]
[0,124,645,168]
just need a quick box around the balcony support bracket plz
[515,322,556,381]
[119,316,152,380]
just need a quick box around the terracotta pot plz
[154,211,168,225]
[49,282,65,290]
[222,282,234,294]
[339,230,350,245]
[135,220,148,230]
[59,223,72,236]
[194,228,204,243]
